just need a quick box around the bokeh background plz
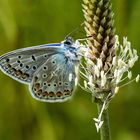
[0,0,140,140]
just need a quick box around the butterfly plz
[0,36,85,102]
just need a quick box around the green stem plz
[97,103,111,140]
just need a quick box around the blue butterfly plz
[0,37,84,102]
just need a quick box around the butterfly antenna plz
[65,22,84,38]
[77,35,93,41]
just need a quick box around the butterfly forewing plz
[0,44,61,83]
[30,53,77,102]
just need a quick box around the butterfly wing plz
[30,53,79,102]
[0,44,62,84]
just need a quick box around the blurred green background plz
[0,0,140,140]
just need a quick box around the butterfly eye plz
[64,36,74,45]
[64,40,72,46]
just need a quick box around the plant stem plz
[97,103,111,140]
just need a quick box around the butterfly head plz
[62,36,81,50]
[63,36,74,46]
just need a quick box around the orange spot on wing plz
[22,73,29,79]
[48,92,55,97]
[56,91,63,97]
[64,89,71,96]
[43,91,49,97]
[37,89,42,96]
[15,70,22,76]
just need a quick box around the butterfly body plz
[0,37,83,102]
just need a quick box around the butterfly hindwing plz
[0,44,61,84]
[30,53,77,102]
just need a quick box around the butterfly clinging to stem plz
[0,36,85,102]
